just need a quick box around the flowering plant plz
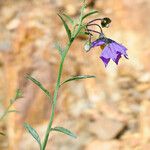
[24,1,128,150]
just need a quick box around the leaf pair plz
[24,123,76,150]
[56,10,98,57]
[58,10,98,39]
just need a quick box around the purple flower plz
[90,37,128,67]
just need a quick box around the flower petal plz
[100,56,110,67]
[111,41,127,55]
[90,38,105,49]
[100,43,123,65]
[100,45,116,66]
[100,45,115,59]
[115,53,122,64]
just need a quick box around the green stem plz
[41,41,73,150]
[0,101,14,121]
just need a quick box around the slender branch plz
[86,23,103,33]
[86,29,101,35]
[0,104,11,121]
[87,18,103,25]
[0,92,21,121]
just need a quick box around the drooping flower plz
[90,37,128,67]
[84,17,128,67]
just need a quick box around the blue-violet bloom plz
[90,37,128,67]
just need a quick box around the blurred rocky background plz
[0,0,150,149]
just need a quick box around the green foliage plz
[24,123,42,149]
[51,126,77,138]
[76,24,88,36]
[58,14,72,41]
[15,89,23,99]
[27,75,52,101]
[54,42,63,58]
[7,110,19,113]
[0,89,22,121]
[81,3,86,16]
[10,89,23,104]
[60,75,96,86]
[63,13,74,25]
[0,89,22,136]
[0,132,5,136]
[82,10,98,21]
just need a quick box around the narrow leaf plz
[15,89,23,99]
[51,126,77,138]
[60,75,96,86]
[82,10,98,21]
[10,99,14,104]
[63,13,74,25]
[54,42,63,57]
[27,75,52,100]
[0,132,5,136]
[24,123,42,148]
[7,110,19,113]
[80,3,86,18]
[58,14,71,41]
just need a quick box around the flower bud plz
[84,42,91,52]
[101,17,111,28]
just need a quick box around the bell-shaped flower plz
[90,37,128,67]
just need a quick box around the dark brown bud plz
[101,17,111,28]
